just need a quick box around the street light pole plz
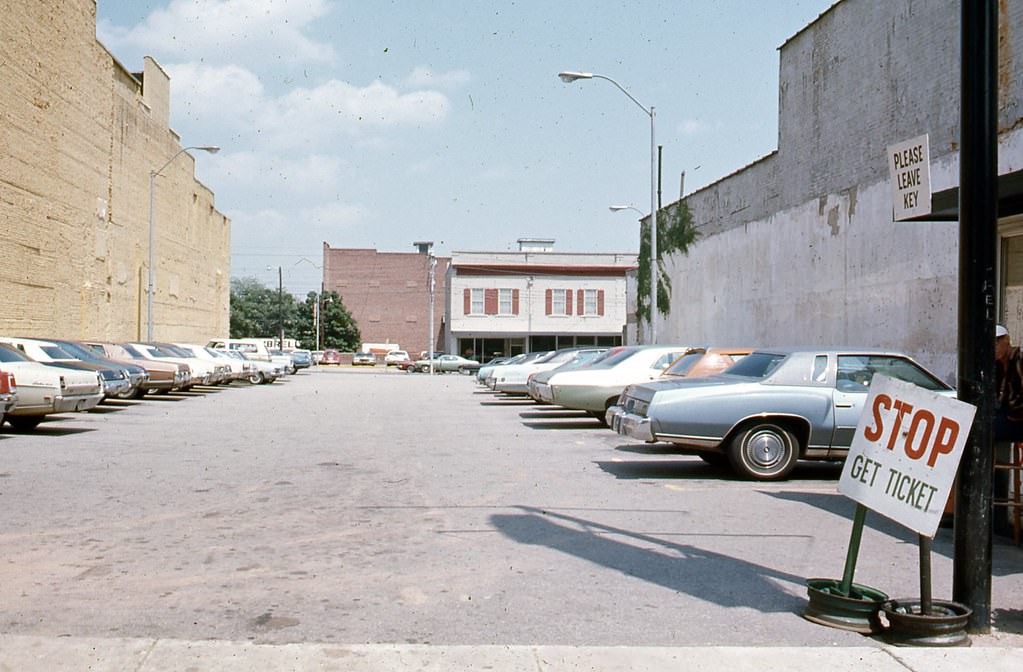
[277,265,284,350]
[559,71,658,344]
[147,144,219,341]
[414,241,436,375]
[610,205,647,345]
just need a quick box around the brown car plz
[83,341,191,397]
[660,347,753,380]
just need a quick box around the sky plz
[95,0,838,298]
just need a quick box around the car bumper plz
[52,392,104,413]
[101,379,131,398]
[531,382,553,403]
[495,381,529,394]
[606,405,654,442]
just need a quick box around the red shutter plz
[545,289,552,315]
[577,289,584,316]
[463,288,471,315]
[484,288,498,315]
[565,289,572,315]
[512,289,520,315]
[598,289,605,316]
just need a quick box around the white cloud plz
[98,0,336,70]
[165,62,450,151]
[403,66,472,89]
[206,150,351,200]
[677,118,711,136]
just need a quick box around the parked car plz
[201,346,253,382]
[607,348,955,481]
[493,347,607,395]
[352,351,377,366]
[0,336,132,400]
[320,349,342,366]
[477,353,528,384]
[0,367,16,425]
[311,350,325,364]
[51,339,149,399]
[660,347,753,380]
[127,343,211,387]
[414,353,480,374]
[84,341,191,396]
[288,349,313,370]
[545,346,691,421]
[479,351,551,386]
[206,338,273,363]
[156,342,231,384]
[174,343,243,384]
[395,357,418,371]
[268,349,296,374]
[0,344,104,429]
[527,348,622,403]
[384,350,410,366]
[221,349,278,384]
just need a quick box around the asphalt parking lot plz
[1,368,1022,650]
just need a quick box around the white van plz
[206,338,272,362]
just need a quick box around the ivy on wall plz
[636,200,699,324]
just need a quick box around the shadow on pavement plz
[2,423,98,437]
[479,400,536,407]
[596,456,842,482]
[523,419,607,430]
[491,505,807,614]
[518,410,590,420]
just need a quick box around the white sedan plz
[0,344,104,430]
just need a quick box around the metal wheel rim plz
[744,428,788,470]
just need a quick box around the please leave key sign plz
[838,375,975,538]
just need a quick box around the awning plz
[905,168,1023,221]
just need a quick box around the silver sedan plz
[607,348,954,481]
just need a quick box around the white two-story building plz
[445,239,637,361]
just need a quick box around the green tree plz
[229,276,298,340]
[637,200,700,324]
[231,278,360,350]
[319,290,360,351]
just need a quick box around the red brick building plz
[322,244,448,355]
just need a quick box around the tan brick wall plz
[0,1,230,343]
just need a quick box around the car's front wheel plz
[727,422,799,480]
[248,371,265,385]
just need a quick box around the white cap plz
[997,324,1009,338]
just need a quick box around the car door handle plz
[835,402,854,408]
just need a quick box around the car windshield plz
[42,344,78,360]
[122,344,147,359]
[0,344,30,362]
[56,341,98,360]
[589,348,640,369]
[663,351,705,376]
[724,351,788,379]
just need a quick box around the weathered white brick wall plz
[0,1,230,342]
[660,0,1023,383]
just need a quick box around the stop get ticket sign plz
[838,374,976,538]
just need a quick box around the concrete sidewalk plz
[2,635,1022,672]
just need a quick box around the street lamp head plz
[197,146,220,154]
[558,71,593,83]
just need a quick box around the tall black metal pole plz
[953,0,998,633]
